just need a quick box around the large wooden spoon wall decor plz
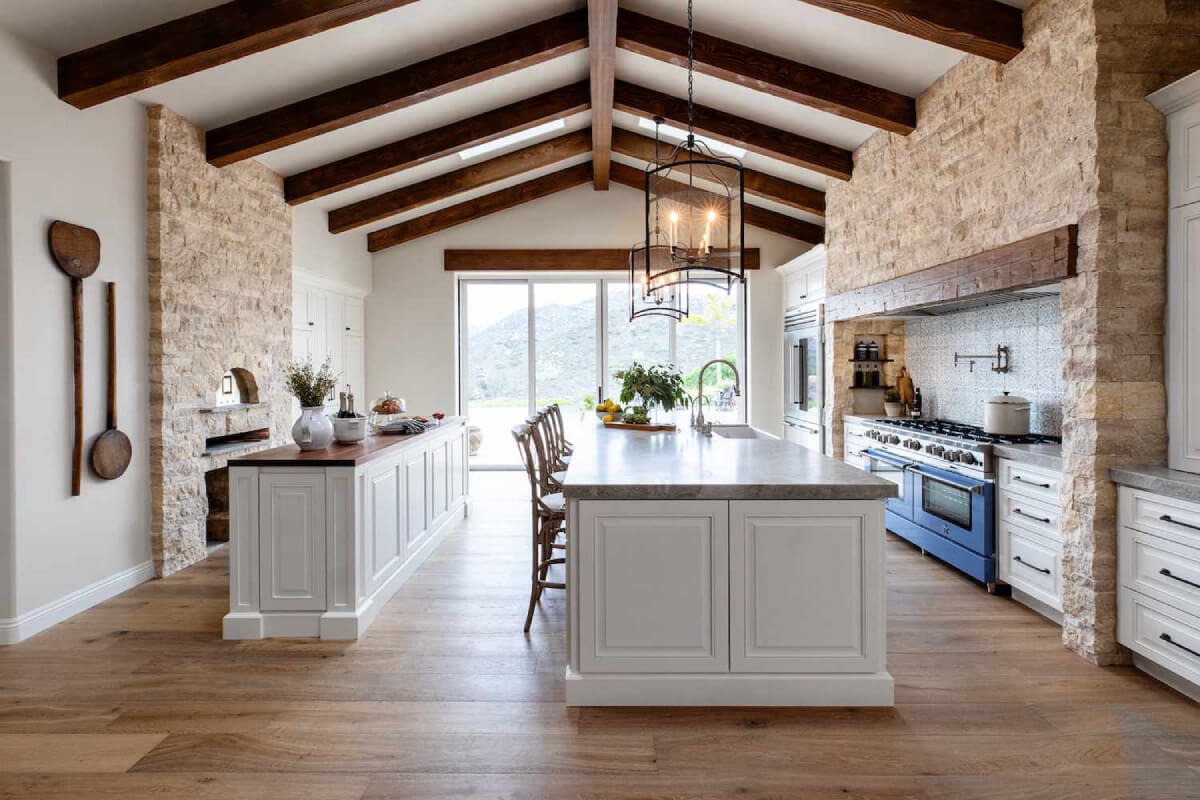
[91,282,132,480]
[49,221,101,496]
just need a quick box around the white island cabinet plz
[223,418,468,640]
[563,424,895,706]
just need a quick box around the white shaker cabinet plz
[292,278,368,413]
[259,470,327,611]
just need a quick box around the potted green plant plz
[613,362,688,425]
[883,388,905,419]
[284,357,338,449]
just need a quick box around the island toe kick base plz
[565,498,894,706]
[222,419,469,640]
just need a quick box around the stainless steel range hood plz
[873,284,1061,319]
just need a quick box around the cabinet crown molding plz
[776,244,826,276]
[294,271,371,298]
[1148,70,1200,116]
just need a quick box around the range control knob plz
[959,452,976,466]
[928,445,944,457]
[887,434,901,445]
[946,450,962,462]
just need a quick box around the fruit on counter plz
[432,412,445,421]
[602,413,614,423]
[622,407,650,425]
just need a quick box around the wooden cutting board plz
[603,421,677,432]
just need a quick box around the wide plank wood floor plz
[1,472,1198,799]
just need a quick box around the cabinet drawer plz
[997,459,1061,505]
[997,489,1061,542]
[1121,526,1200,619]
[1120,590,1200,687]
[1122,488,1200,550]
[998,521,1062,611]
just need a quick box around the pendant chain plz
[686,0,694,142]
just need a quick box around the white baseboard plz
[565,667,895,707]
[0,560,155,645]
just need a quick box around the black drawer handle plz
[1013,475,1051,489]
[1013,555,1051,575]
[1014,508,1051,524]
[1160,632,1200,660]
[1160,514,1200,533]
[1160,568,1200,590]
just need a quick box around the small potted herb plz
[284,357,338,449]
[883,388,905,419]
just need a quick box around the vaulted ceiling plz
[1,0,1032,252]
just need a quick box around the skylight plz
[637,118,747,159]
[458,119,566,160]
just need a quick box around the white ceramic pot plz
[984,392,1031,435]
[883,401,905,418]
[293,407,334,450]
[332,416,367,444]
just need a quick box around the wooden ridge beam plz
[329,128,592,233]
[795,0,1023,63]
[608,163,824,244]
[367,162,594,252]
[444,248,762,271]
[617,9,914,134]
[825,226,1076,322]
[207,9,589,166]
[588,0,619,188]
[610,128,825,217]
[613,81,853,180]
[285,81,590,204]
[57,0,420,109]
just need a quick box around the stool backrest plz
[512,423,541,503]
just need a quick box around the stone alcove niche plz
[213,366,262,409]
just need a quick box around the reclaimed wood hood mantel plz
[825,226,1077,322]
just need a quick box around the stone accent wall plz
[824,0,1200,662]
[825,320,905,458]
[147,106,293,577]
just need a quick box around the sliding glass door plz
[460,277,745,468]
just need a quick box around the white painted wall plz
[0,28,152,627]
[292,203,372,295]
[367,182,808,435]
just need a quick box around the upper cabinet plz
[1150,72,1200,475]
[293,279,368,411]
[777,245,826,309]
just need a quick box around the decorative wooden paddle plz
[91,282,131,480]
[48,221,100,496]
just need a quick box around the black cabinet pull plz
[1160,632,1200,660]
[1013,555,1051,575]
[1014,508,1051,524]
[1013,475,1051,489]
[1159,568,1200,590]
[1160,514,1200,533]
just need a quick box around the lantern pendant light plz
[636,0,746,309]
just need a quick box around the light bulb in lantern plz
[668,210,679,249]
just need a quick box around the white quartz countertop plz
[561,422,898,501]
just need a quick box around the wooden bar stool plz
[512,422,565,633]
[529,410,567,491]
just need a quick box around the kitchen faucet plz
[693,359,741,430]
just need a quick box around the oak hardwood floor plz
[1,473,1198,799]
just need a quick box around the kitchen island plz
[222,418,468,640]
[562,423,898,706]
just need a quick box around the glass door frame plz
[457,274,747,470]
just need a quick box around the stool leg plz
[524,512,540,633]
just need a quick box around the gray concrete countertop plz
[1110,465,1200,505]
[562,422,898,501]
[993,443,1063,472]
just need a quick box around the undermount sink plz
[713,425,773,440]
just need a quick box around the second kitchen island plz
[562,423,898,706]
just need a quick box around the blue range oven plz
[864,449,997,589]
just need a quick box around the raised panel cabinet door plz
[344,296,365,336]
[292,287,311,329]
[431,441,449,521]
[405,450,430,553]
[323,295,344,408]
[578,500,729,673]
[450,429,466,502]
[343,334,365,405]
[729,500,883,673]
[1171,103,1200,208]
[259,471,327,611]
[1169,204,1200,474]
[368,463,404,592]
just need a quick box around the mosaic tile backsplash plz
[902,295,1063,435]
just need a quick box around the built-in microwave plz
[784,303,823,434]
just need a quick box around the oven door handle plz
[863,448,914,470]
[911,465,986,495]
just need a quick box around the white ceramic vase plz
[293,407,334,450]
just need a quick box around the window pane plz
[676,283,741,423]
[605,281,671,402]
[535,282,597,442]
[464,282,528,467]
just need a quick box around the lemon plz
[602,414,614,423]
[595,404,606,412]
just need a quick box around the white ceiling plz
[0,0,1035,245]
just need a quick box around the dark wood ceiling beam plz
[368,163,594,252]
[285,81,590,204]
[616,10,914,134]
[329,128,592,233]
[610,128,825,217]
[795,0,1023,63]
[609,163,823,244]
[613,81,853,180]
[207,9,589,166]
[588,0,619,189]
[57,0,420,109]
[444,248,762,271]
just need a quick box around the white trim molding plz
[293,269,371,298]
[1147,70,1200,115]
[0,560,155,645]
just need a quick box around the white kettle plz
[984,392,1031,436]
